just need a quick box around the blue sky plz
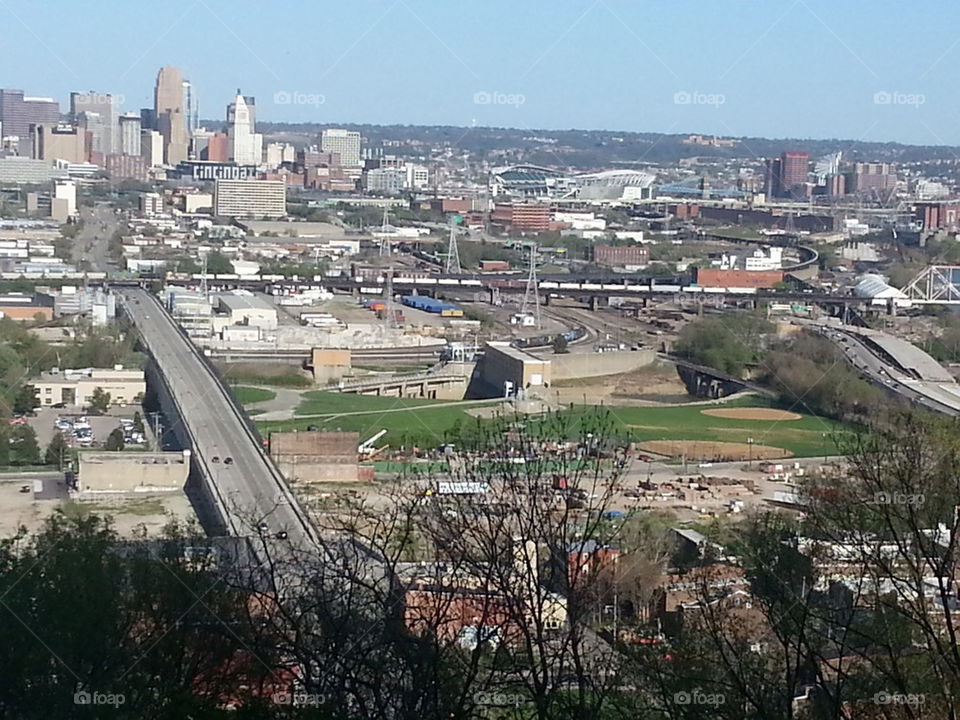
[1,0,957,145]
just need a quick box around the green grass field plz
[255,391,854,457]
[232,386,277,405]
[551,396,853,458]
[294,390,438,416]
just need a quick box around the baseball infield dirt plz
[639,440,792,461]
[701,408,802,421]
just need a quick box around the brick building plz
[268,430,359,482]
[491,203,551,233]
[695,268,784,288]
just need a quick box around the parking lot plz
[29,407,150,452]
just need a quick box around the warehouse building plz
[478,342,552,397]
[76,450,189,495]
[214,291,278,331]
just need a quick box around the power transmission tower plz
[379,207,391,257]
[445,216,462,274]
[520,243,541,329]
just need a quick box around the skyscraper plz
[0,89,60,142]
[119,114,142,156]
[227,91,262,166]
[154,66,188,165]
[70,91,120,154]
[320,129,362,167]
[780,151,809,196]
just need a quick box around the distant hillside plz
[198,119,960,170]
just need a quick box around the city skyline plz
[1,0,959,146]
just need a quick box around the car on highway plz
[275,531,289,540]
[257,521,269,533]
[224,457,233,465]
[211,456,220,463]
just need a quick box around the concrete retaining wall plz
[536,349,656,381]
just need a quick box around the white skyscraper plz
[119,114,141,156]
[320,128,361,167]
[228,91,262,166]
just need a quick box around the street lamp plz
[747,437,754,469]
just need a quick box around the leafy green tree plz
[552,334,569,354]
[88,387,111,414]
[674,312,773,377]
[175,256,200,274]
[104,427,125,451]
[9,424,40,465]
[204,251,234,274]
[132,411,145,435]
[12,384,37,414]
[45,432,70,468]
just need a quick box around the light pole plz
[747,437,754,469]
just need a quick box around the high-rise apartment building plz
[213,179,286,218]
[320,129,361,167]
[154,66,188,165]
[118,114,141,156]
[227,91,262,166]
[0,89,60,141]
[70,92,120,154]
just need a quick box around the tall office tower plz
[76,111,103,159]
[154,66,188,165]
[139,108,155,130]
[227,91,262,165]
[70,91,120,154]
[140,129,164,167]
[320,128,362,167]
[763,157,782,198]
[227,92,256,127]
[0,89,60,141]
[779,151,809,196]
[118,114,142,156]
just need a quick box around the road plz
[77,204,120,272]
[805,321,960,416]
[116,287,318,550]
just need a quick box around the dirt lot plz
[639,440,793,461]
[701,408,802,421]
[0,478,195,539]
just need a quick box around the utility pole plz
[445,215,462,274]
[520,243,541,329]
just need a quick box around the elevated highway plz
[117,287,319,547]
